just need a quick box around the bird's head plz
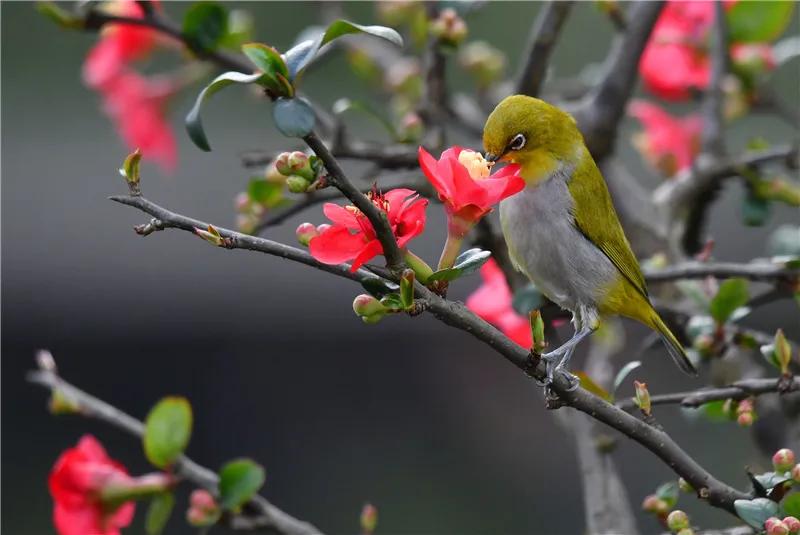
[483,95,582,178]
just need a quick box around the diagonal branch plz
[29,360,323,535]
[617,377,799,411]
[515,1,574,97]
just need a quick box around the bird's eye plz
[509,133,526,151]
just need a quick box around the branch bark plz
[644,261,799,283]
[29,361,323,535]
[515,1,574,97]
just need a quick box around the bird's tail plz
[649,312,697,376]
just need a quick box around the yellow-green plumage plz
[484,95,695,378]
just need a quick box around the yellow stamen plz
[457,150,491,180]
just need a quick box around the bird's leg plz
[540,313,595,392]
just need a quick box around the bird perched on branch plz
[483,95,696,390]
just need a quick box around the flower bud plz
[642,494,667,514]
[49,389,81,415]
[459,41,506,89]
[236,214,257,234]
[667,510,690,532]
[286,175,311,193]
[678,477,693,493]
[430,8,467,47]
[737,411,754,427]
[676,529,695,535]
[397,112,423,143]
[766,518,790,535]
[773,448,796,473]
[190,489,218,512]
[692,333,715,356]
[288,151,315,181]
[275,152,293,176]
[187,489,220,527]
[265,162,285,183]
[385,58,422,97]
[791,464,800,483]
[235,192,251,213]
[774,329,793,375]
[194,225,225,247]
[316,223,331,234]
[784,517,800,534]
[353,294,387,323]
[634,380,651,416]
[360,503,378,534]
[296,222,319,246]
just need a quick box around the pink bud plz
[667,510,690,531]
[360,503,378,534]
[633,380,651,415]
[265,162,285,183]
[275,152,293,176]
[190,489,218,512]
[641,494,661,513]
[773,449,796,472]
[316,223,331,234]
[353,294,385,318]
[783,517,800,534]
[737,399,754,414]
[737,411,754,427]
[235,192,250,213]
[296,222,319,246]
[791,464,800,483]
[766,517,790,535]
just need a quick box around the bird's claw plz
[536,350,580,393]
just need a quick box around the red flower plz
[83,1,158,88]
[309,188,428,271]
[639,1,715,100]
[49,435,135,535]
[82,0,177,172]
[418,146,524,235]
[98,71,178,172]
[629,100,702,176]
[467,259,532,349]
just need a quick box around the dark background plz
[3,2,798,534]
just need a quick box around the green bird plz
[482,95,697,389]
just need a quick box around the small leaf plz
[612,361,642,394]
[742,193,771,226]
[709,278,749,324]
[248,179,283,207]
[783,493,800,518]
[428,249,492,282]
[145,492,175,535]
[701,400,733,422]
[761,343,780,369]
[186,71,266,151]
[183,2,228,53]
[655,481,679,508]
[272,97,315,138]
[512,284,544,316]
[727,0,794,43]
[753,471,791,491]
[734,497,780,528]
[400,270,415,309]
[241,43,290,95]
[218,459,266,511]
[379,293,405,312]
[574,371,611,402]
[283,20,403,79]
[361,277,399,298]
[143,397,193,468]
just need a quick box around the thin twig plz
[617,377,799,411]
[28,365,323,535]
[644,261,799,283]
[242,140,420,170]
[515,1,574,97]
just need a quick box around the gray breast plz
[499,169,618,313]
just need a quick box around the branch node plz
[134,218,164,236]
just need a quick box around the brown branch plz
[573,0,665,160]
[112,191,750,515]
[617,377,799,411]
[515,1,574,97]
[28,357,323,535]
[644,261,799,283]
[241,140,420,170]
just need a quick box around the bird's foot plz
[536,350,580,393]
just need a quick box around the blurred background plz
[3,2,798,534]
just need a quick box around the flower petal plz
[418,147,454,201]
[350,239,383,272]
[308,226,365,265]
[322,203,359,229]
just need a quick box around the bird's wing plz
[567,158,649,299]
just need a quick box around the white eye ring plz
[509,133,526,150]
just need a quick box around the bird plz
[482,94,696,390]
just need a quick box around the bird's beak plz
[485,151,501,163]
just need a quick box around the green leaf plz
[734,497,780,528]
[283,20,403,79]
[655,481,679,508]
[400,270,415,309]
[742,192,771,226]
[783,493,800,518]
[145,492,175,535]
[709,278,749,324]
[272,97,315,138]
[379,293,405,312]
[727,1,794,42]
[427,249,492,282]
[185,71,266,151]
[574,371,611,402]
[512,283,544,316]
[754,471,791,491]
[242,42,290,92]
[360,277,399,298]
[219,9,254,49]
[218,459,266,511]
[612,361,642,394]
[143,397,193,468]
[701,400,733,422]
[183,2,228,53]
[248,179,283,207]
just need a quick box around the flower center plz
[458,150,491,180]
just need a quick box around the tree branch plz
[28,358,323,535]
[617,377,799,411]
[644,261,799,283]
[515,1,574,97]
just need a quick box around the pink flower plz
[467,259,532,349]
[629,100,702,176]
[639,1,715,100]
[309,188,428,271]
[418,146,524,236]
[49,435,136,535]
